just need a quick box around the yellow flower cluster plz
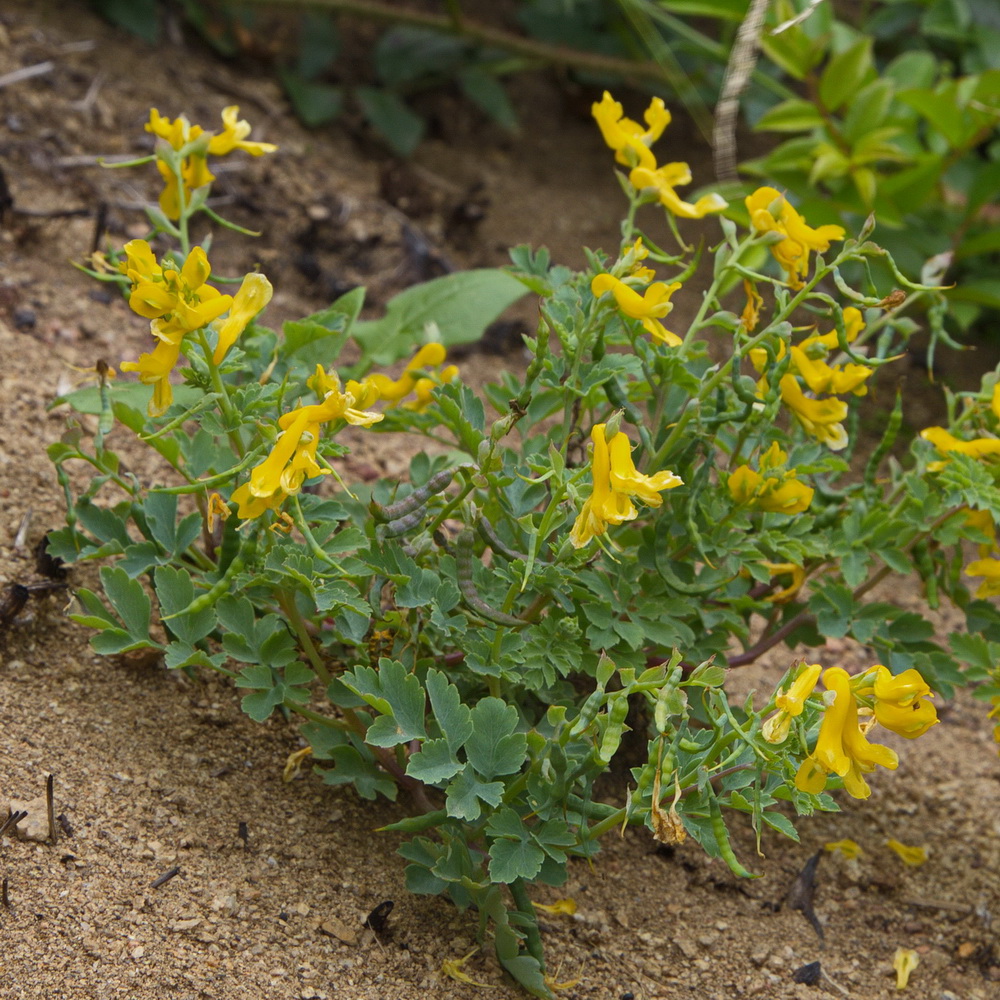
[570,423,682,548]
[119,239,272,415]
[745,187,845,289]
[767,664,938,799]
[146,106,277,220]
[922,386,1000,594]
[592,92,728,220]
[728,442,814,514]
[591,272,683,346]
[231,344,458,520]
[753,307,872,451]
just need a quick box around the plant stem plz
[236,0,689,89]
[278,590,332,684]
[509,879,546,971]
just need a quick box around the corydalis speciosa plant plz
[49,95,998,999]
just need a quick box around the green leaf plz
[355,86,425,157]
[426,669,474,755]
[351,269,528,365]
[819,39,874,113]
[762,810,800,841]
[280,70,343,128]
[458,67,518,131]
[283,289,364,364]
[755,98,825,133]
[93,0,161,43]
[342,659,427,747]
[297,10,340,80]
[659,0,749,18]
[100,566,151,640]
[486,808,545,883]
[843,79,895,144]
[406,739,463,783]
[155,566,216,644]
[444,766,504,821]
[465,698,527,781]
[319,745,398,800]
[884,50,939,91]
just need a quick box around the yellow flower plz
[746,186,845,289]
[570,423,682,548]
[591,91,670,171]
[921,426,1000,461]
[728,442,814,514]
[824,838,863,860]
[629,161,728,219]
[794,667,899,799]
[298,366,384,427]
[120,241,232,344]
[213,273,274,364]
[229,480,289,520]
[867,665,938,738]
[987,696,1000,748]
[366,343,456,404]
[207,106,278,157]
[232,367,386,519]
[146,108,204,149]
[759,560,806,603]
[740,280,763,333]
[145,107,275,220]
[893,947,919,990]
[404,366,460,410]
[886,839,928,866]
[120,339,182,416]
[777,375,849,451]
[788,339,873,397]
[591,273,682,346]
[965,556,1000,597]
[762,662,822,742]
[155,155,215,220]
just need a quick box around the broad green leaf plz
[487,808,544,883]
[155,566,216,644]
[426,669,473,754]
[342,659,427,747]
[465,698,527,780]
[458,67,518,132]
[100,566,151,640]
[355,86,425,157]
[406,739,463,783]
[280,70,343,128]
[283,289,364,362]
[755,98,825,133]
[444,766,504,821]
[319,746,398,800]
[819,39,874,113]
[843,79,895,144]
[351,269,529,365]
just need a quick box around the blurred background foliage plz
[90,0,999,334]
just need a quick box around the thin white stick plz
[0,61,54,89]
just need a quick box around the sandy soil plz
[1,3,999,999]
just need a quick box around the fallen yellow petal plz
[886,839,928,866]
[441,949,492,988]
[282,745,313,782]
[824,838,863,860]
[893,947,919,989]
[533,898,578,916]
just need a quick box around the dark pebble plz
[13,306,36,330]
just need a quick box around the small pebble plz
[13,307,36,331]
